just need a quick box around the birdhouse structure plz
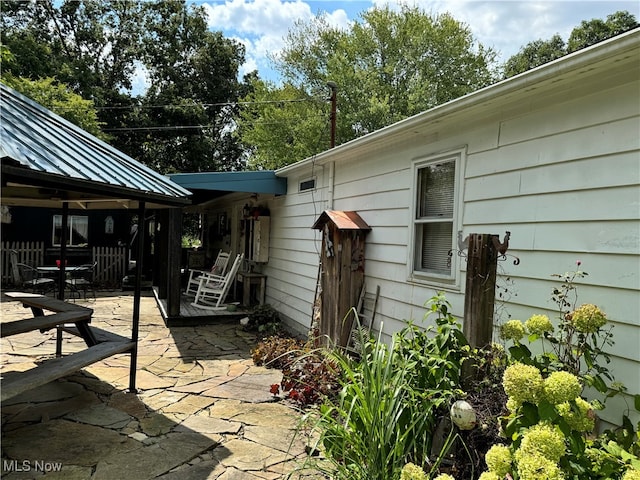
[312,210,371,347]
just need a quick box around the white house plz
[174,28,640,426]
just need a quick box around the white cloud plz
[201,0,353,81]
[198,0,639,81]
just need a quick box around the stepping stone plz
[65,404,132,429]
[92,432,217,480]
[2,419,139,467]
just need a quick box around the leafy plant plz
[479,263,640,480]
[252,335,305,369]
[505,262,620,403]
[248,304,282,335]
[277,351,341,406]
[302,294,469,480]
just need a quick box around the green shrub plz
[303,293,468,480]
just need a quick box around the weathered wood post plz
[463,233,499,349]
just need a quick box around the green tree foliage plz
[504,11,638,78]
[1,44,106,139]
[502,35,566,79]
[1,75,107,140]
[238,79,330,169]
[1,0,249,173]
[237,5,498,169]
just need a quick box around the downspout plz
[327,161,335,210]
[327,81,337,210]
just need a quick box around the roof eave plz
[276,28,640,177]
[2,163,192,208]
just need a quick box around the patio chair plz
[66,262,97,301]
[185,250,231,296]
[191,253,243,311]
[9,250,56,294]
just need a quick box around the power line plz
[96,98,321,110]
[102,116,317,132]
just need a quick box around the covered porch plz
[157,170,287,326]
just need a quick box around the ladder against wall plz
[347,284,380,353]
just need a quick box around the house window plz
[53,215,89,247]
[412,150,462,282]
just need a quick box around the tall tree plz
[2,75,107,139]
[132,0,247,173]
[237,6,498,169]
[504,11,637,78]
[1,0,250,173]
[238,80,330,169]
[1,45,106,139]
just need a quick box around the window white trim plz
[408,148,465,288]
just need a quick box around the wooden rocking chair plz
[191,253,244,310]
[185,250,231,296]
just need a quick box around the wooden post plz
[156,209,169,299]
[463,233,499,349]
[166,208,183,318]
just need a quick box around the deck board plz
[153,289,249,327]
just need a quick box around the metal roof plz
[168,170,287,207]
[1,83,191,209]
[312,210,371,231]
[169,170,287,195]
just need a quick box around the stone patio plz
[1,292,323,479]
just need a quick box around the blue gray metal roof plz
[169,170,287,196]
[1,83,191,208]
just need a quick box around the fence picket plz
[92,246,126,287]
[2,243,126,288]
[1,241,45,285]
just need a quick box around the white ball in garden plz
[450,400,477,430]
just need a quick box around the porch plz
[153,286,252,327]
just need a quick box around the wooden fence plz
[92,246,126,288]
[1,242,126,288]
[1,241,46,285]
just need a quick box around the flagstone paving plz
[1,292,323,479]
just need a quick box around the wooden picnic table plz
[1,292,134,402]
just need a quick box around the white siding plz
[269,56,639,425]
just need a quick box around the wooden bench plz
[1,292,135,402]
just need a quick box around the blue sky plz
[130,1,639,90]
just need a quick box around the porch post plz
[155,209,169,298]
[129,201,145,394]
[166,207,182,318]
[57,203,69,300]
